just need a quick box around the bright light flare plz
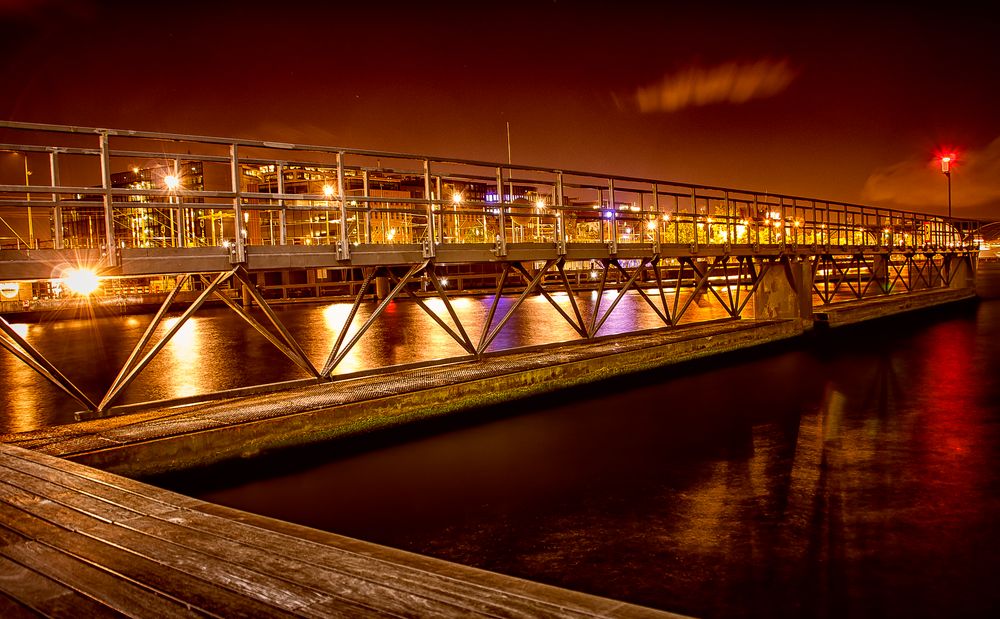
[164,175,180,190]
[452,193,463,204]
[323,184,335,197]
[62,268,100,296]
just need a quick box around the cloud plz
[862,137,1000,217]
[629,58,797,113]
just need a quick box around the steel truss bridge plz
[0,121,985,418]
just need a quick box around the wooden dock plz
[0,443,684,617]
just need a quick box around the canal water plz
[146,267,1000,619]
[0,289,734,434]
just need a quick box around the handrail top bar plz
[0,119,979,224]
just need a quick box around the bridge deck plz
[0,443,682,618]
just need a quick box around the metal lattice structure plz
[0,121,985,416]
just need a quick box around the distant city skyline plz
[1,1,997,218]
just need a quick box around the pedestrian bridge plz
[0,121,985,418]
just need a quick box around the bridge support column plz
[375,276,390,299]
[946,254,975,291]
[872,254,890,294]
[753,258,813,325]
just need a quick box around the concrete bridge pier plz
[375,274,391,299]
[947,254,976,292]
[753,257,813,326]
[871,254,890,294]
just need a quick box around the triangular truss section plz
[321,261,481,376]
[97,267,320,414]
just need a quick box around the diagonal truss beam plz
[735,256,768,316]
[478,259,557,353]
[321,266,381,377]
[211,270,320,378]
[556,260,589,334]
[321,261,428,377]
[97,268,238,413]
[102,274,190,405]
[592,258,656,336]
[477,264,511,353]
[650,257,675,327]
[673,257,720,325]
[387,267,476,355]
[0,315,98,412]
[510,261,587,338]
[607,259,671,326]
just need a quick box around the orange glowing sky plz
[1,1,997,218]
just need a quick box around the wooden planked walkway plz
[0,443,684,618]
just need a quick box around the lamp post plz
[23,155,33,248]
[940,155,953,219]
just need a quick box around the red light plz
[935,148,958,173]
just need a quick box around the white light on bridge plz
[62,268,100,296]
[323,184,335,198]
[164,175,180,190]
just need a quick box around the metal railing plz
[0,121,982,267]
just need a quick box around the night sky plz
[2,1,998,218]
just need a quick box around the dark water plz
[154,266,1000,619]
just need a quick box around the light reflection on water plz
[0,289,740,433]
[155,270,1000,619]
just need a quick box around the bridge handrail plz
[0,120,984,257]
[0,120,974,224]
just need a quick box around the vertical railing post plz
[723,190,731,250]
[229,144,246,263]
[362,169,371,243]
[556,171,566,255]
[173,158,183,247]
[337,152,350,260]
[652,183,661,254]
[98,132,118,265]
[690,187,698,253]
[779,196,787,250]
[608,178,618,255]
[50,150,63,250]
[423,159,436,258]
[753,193,760,248]
[494,166,507,257]
[277,163,287,246]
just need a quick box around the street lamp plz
[940,155,953,219]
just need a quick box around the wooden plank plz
[0,554,118,618]
[1,526,194,619]
[184,503,665,618]
[0,451,180,517]
[0,590,43,619]
[124,514,475,618]
[0,500,296,619]
[0,481,385,618]
[0,464,150,525]
[0,445,205,510]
